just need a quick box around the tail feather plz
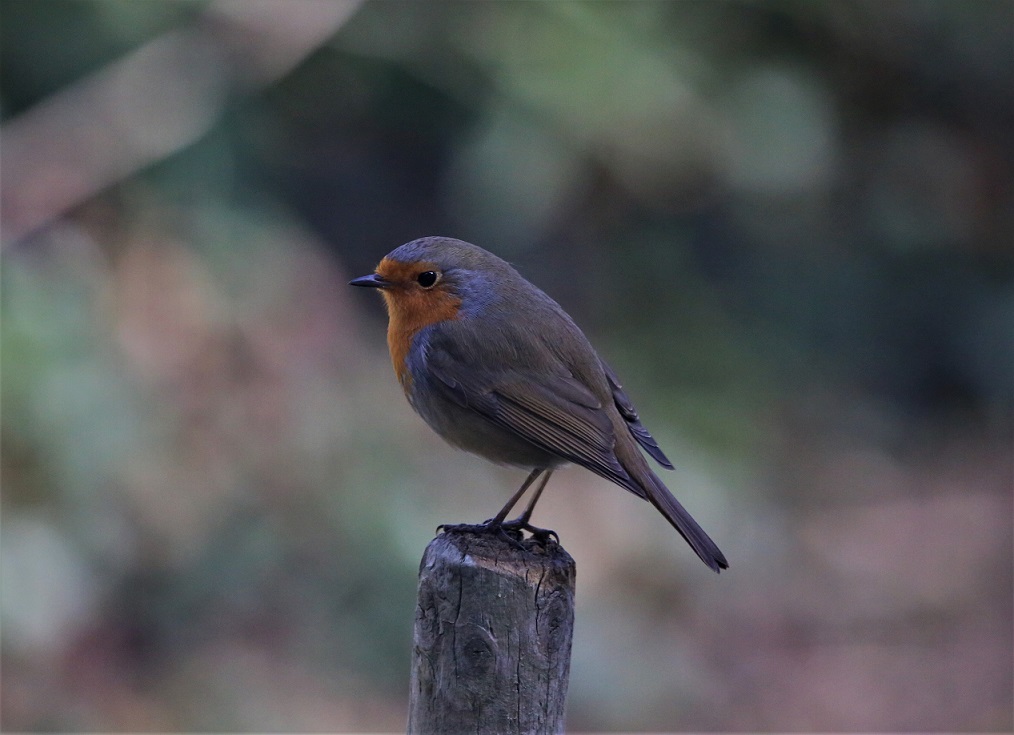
[581,410,729,572]
[640,468,729,573]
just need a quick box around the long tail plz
[636,466,729,573]
[575,412,729,572]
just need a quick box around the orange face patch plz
[374,257,461,389]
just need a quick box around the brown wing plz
[426,346,648,499]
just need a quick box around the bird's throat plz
[382,288,461,390]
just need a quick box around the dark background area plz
[2,1,1011,731]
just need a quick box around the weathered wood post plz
[408,529,576,735]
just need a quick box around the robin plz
[350,237,728,572]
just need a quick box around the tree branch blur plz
[0,0,362,246]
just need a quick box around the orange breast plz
[376,258,461,390]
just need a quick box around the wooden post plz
[408,529,576,735]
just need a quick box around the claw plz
[436,521,497,535]
[436,517,558,551]
[500,518,559,545]
[438,520,525,550]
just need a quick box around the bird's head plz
[350,237,512,384]
[349,236,511,327]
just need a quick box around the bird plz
[349,236,728,572]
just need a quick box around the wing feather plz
[425,342,646,497]
[601,360,674,469]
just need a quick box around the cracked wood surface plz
[408,530,576,735]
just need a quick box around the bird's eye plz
[416,270,439,288]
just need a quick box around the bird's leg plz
[437,469,544,542]
[500,470,558,543]
[438,469,559,545]
[512,469,553,525]
[490,468,544,525]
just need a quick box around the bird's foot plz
[437,519,525,550]
[437,520,500,536]
[499,517,559,545]
[437,518,558,550]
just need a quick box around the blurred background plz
[2,0,1012,731]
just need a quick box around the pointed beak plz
[348,273,391,289]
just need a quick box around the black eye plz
[416,270,439,288]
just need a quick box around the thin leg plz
[514,469,553,525]
[490,468,544,525]
[437,468,558,545]
[500,470,558,543]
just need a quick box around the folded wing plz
[426,344,649,500]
